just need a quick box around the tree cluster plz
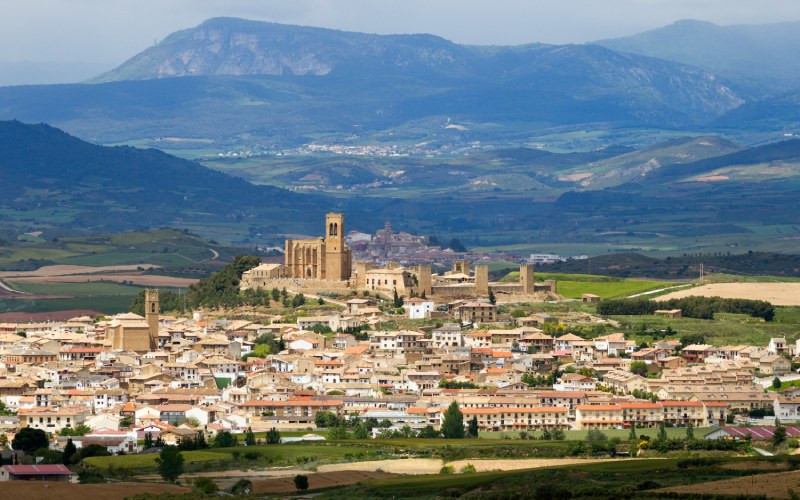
[598,296,775,321]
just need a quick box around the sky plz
[1,0,799,83]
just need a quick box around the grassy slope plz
[500,271,681,299]
[319,457,792,498]
[615,308,800,346]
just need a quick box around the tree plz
[194,431,208,449]
[629,361,648,377]
[291,293,306,308]
[774,418,787,446]
[393,289,403,308]
[353,422,369,439]
[467,416,479,438]
[79,444,111,459]
[59,424,92,437]
[266,427,280,445]
[294,474,309,491]
[245,427,257,446]
[658,421,667,441]
[447,238,466,252]
[0,433,7,449]
[12,427,48,454]
[182,417,201,428]
[315,411,339,428]
[328,424,349,440]
[63,438,77,465]
[0,401,16,416]
[143,432,154,450]
[156,445,184,483]
[417,425,440,439]
[488,289,496,305]
[686,421,694,440]
[441,402,465,439]
[213,431,237,448]
[773,377,782,390]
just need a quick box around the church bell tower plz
[324,213,347,281]
[145,289,159,349]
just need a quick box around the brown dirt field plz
[251,470,397,494]
[657,283,800,306]
[0,265,160,278]
[13,274,198,287]
[0,310,103,322]
[720,460,786,471]
[658,470,800,498]
[0,481,188,500]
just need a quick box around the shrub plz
[230,478,252,495]
[534,484,573,500]
[460,464,476,474]
[193,477,218,494]
[440,465,455,474]
[294,474,309,491]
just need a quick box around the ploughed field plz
[658,282,800,306]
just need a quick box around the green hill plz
[0,120,329,240]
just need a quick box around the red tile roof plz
[2,464,73,475]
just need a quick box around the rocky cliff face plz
[92,17,474,82]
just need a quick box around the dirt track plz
[251,470,396,494]
[11,274,197,287]
[0,265,159,278]
[657,282,800,306]
[317,457,614,474]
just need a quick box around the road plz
[0,278,29,295]
[755,373,800,387]
[627,284,694,298]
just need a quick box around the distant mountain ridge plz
[91,17,476,82]
[596,19,800,97]
[0,17,744,149]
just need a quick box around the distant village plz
[0,213,794,482]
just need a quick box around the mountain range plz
[1,17,800,253]
[0,17,758,150]
[596,19,800,98]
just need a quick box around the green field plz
[84,450,229,469]
[616,307,800,346]
[5,280,145,297]
[84,443,381,471]
[479,426,712,441]
[501,271,682,299]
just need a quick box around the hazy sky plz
[2,0,799,66]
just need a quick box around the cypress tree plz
[441,402,465,439]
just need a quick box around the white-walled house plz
[405,298,435,319]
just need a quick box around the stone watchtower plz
[519,264,535,294]
[474,265,489,295]
[145,289,159,349]
[324,213,350,281]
